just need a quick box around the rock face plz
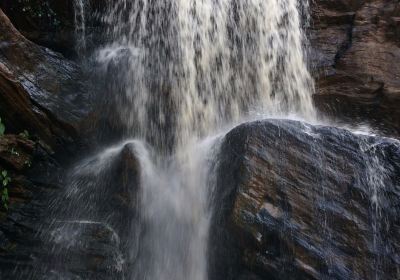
[311,0,400,137]
[211,119,400,280]
[0,133,62,279]
[0,8,91,149]
[0,0,110,56]
[0,8,98,279]
[0,140,141,279]
[0,0,76,55]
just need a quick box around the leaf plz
[0,123,5,136]
[4,188,8,200]
[2,170,7,178]
[3,179,8,186]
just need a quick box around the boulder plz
[211,119,400,280]
[0,8,92,149]
[311,0,400,137]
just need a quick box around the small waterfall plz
[90,1,314,278]
[132,137,221,280]
[360,140,391,279]
[51,0,315,279]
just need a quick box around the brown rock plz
[0,135,34,171]
[211,119,400,280]
[0,8,92,149]
[311,0,400,137]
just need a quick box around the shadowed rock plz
[0,8,91,148]
[311,0,400,137]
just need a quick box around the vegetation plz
[0,118,5,136]
[19,130,30,139]
[17,0,61,27]
[1,170,11,210]
[0,118,32,210]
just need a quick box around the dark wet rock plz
[0,135,34,171]
[0,8,92,148]
[0,140,141,279]
[311,0,400,137]
[0,133,64,279]
[0,62,72,149]
[20,142,142,279]
[0,0,77,55]
[0,0,112,56]
[211,119,400,280]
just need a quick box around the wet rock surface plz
[0,8,99,279]
[311,0,400,137]
[0,140,141,279]
[0,133,63,279]
[0,0,113,56]
[211,119,400,280]
[0,1,399,279]
[0,0,77,56]
[33,142,141,280]
[0,8,91,147]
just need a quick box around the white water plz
[70,0,315,279]
[98,0,315,149]
[74,0,88,52]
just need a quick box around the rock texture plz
[311,0,400,137]
[0,0,109,56]
[0,133,62,279]
[0,0,77,55]
[211,119,400,280]
[0,8,91,149]
[0,8,96,279]
[0,140,141,279]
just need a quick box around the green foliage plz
[0,118,5,136]
[1,170,11,210]
[24,160,32,168]
[10,147,20,157]
[1,188,9,210]
[19,130,30,140]
[17,0,61,27]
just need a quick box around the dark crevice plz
[333,14,356,67]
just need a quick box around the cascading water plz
[92,1,314,278]
[74,0,88,52]
[44,0,314,279]
[98,0,315,150]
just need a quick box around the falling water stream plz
[73,0,88,52]
[51,0,315,279]
[26,0,392,279]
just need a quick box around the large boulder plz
[311,0,400,137]
[211,119,400,280]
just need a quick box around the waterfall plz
[97,0,315,150]
[62,0,314,279]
